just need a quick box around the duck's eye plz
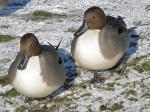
[92,16,95,19]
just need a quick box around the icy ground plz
[0,0,150,112]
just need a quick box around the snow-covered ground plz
[0,0,150,111]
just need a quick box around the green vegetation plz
[145,5,150,11]
[52,95,70,103]
[0,35,14,42]
[66,27,77,32]
[128,57,141,67]
[100,101,124,112]
[100,105,107,111]
[5,88,20,97]
[105,82,115,91]
[128,55,150,73]
[15,106,27,112]
[47,105,57,112]
[0,75,9,86]
[77,82,87,89]
[52,96,68,103]
[87,108,93,112]
[134,61,150,73]
[81,93,92,97]
[31,10,57,20]
[126,89,137,96]
[110,101,124,111]
[142,93,150,98]
[66,82,87,89]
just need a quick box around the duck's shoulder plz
[40,45,58,56]
[104,16,127,33]
[41,45,56,52]
[40,45,60,62]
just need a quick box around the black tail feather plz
[47,38,63,50]
[56,38,63,50]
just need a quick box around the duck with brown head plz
[74,6,106,37]
[17,33,41,70]
[8,33,66,98]
[71,6,129,82]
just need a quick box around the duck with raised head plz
[71,6,129,82]
[8,33,66,98]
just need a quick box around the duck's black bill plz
[17,54,29,70]
[74,21,88,37]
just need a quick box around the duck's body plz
[72,30,127,70]
[8,34,65,98]
[71,7,129,71]
[73,30,103,70]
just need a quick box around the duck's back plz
[100,16,129,60]
[39,45,65,86]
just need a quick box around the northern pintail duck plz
[71,6,129,71]
[8,33,66,98]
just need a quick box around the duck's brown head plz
[17,33,41,70]
[84,6,106,30]
[74,6,106,37]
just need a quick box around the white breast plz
[73,30,122,70]
[12,56,59,98]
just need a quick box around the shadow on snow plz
[0,0,31,16]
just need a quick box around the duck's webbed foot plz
[111,55,127,75]
[113,62,127,75]
[90,71,106,84]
